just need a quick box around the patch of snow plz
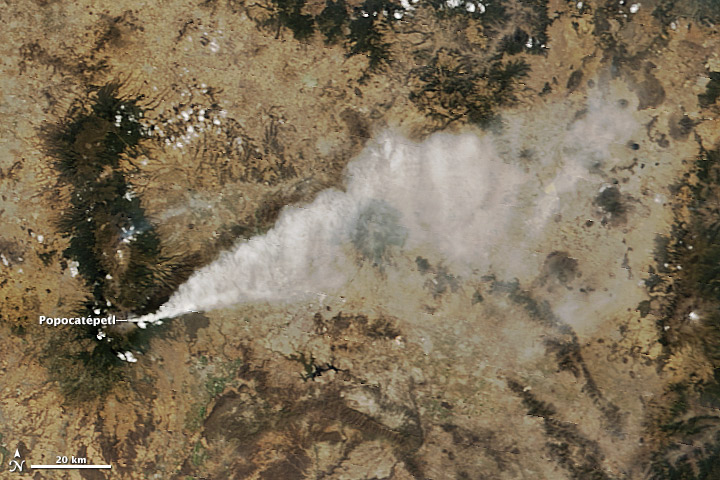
[117,351,138,363]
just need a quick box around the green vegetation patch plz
[191,441,208,467]
[184,358,244,431]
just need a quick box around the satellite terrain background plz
[3,0,720,478]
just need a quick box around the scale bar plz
[31,465,111,469]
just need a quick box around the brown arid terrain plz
[4,0,720,479]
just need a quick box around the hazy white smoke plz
[133,102,637,325]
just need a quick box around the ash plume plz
[132,101,638,326]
